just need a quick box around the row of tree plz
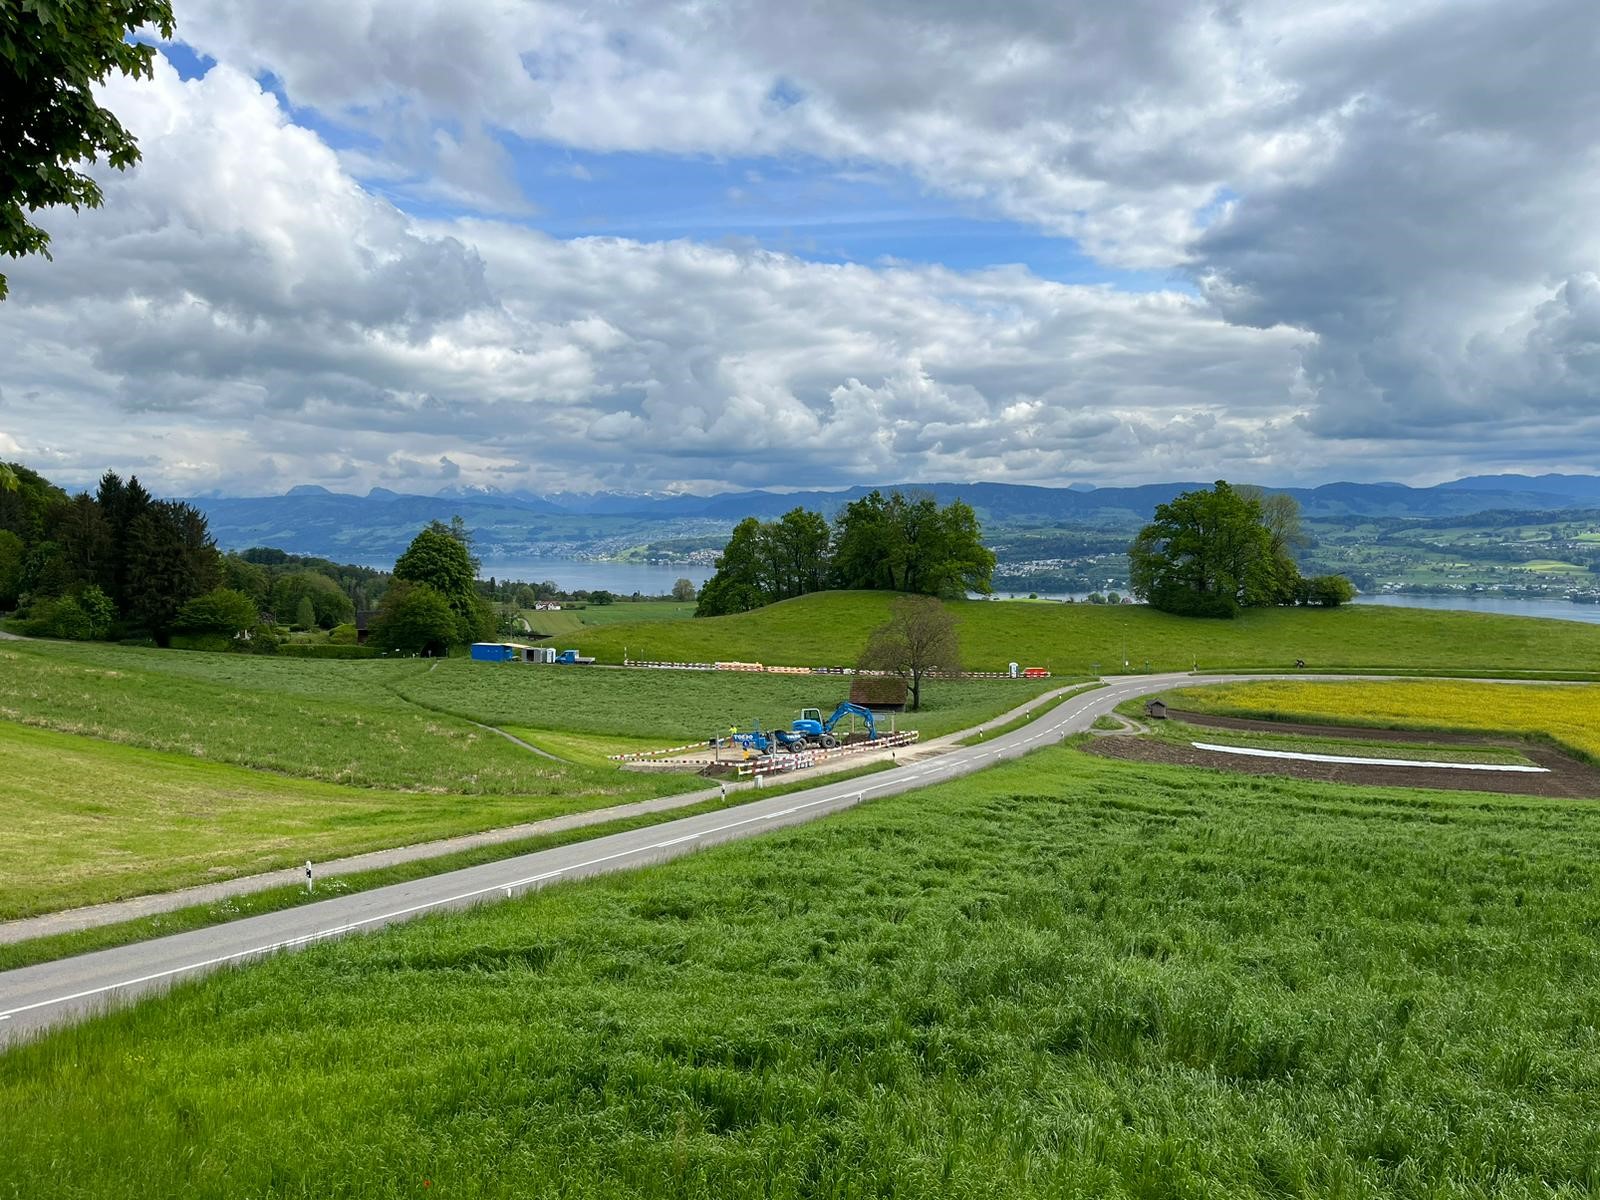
[1,463,393,648]
[1128,481,1355,617]
[0,466,228,644]
[695,491,995,617]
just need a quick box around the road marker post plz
[304,861,313,894]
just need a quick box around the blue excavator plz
[791,701,877,749]
[721,702,880,756]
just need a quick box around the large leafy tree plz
[392,521,492,645]
[367,581,458,656]
[696,492,994,617]
[831,491,993,596]
[1,0,176,299]
[858,595,961,712]
[1128,481,1287,617]
[694,517,768,617]
[175,587,260,638]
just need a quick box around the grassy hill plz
[559,590,1600,675]
[8,746,1598,1195]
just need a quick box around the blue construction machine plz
[724,721,807,756]
[791,701,877,749]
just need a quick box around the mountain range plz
[184,474,1600,561]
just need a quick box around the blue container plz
[470,643,516,662]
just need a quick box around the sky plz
[2,0,1598,498]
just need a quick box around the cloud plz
[0,55,1317,495]
[4,0,1600,497]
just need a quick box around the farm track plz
[2,669,1589,1044]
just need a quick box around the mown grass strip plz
[0,762,895,973]
[954,684,1102,747]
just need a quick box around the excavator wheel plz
[819,734,838,750]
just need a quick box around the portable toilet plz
[528,646,557,664]
[1008,661,1019,678]
[471,643,516,663]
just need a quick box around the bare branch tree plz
[858,595,961,711]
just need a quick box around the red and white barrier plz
[735,730,920,778]
[623,658,1047,681]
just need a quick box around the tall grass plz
[5,748,1598,1197]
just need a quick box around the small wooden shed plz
[851,675,908,711]
[1144,698,1169,720]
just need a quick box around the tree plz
[695,518,768,616]
[0,528,22,607]
[858,595,961,712]
[0,463,16,491]
[394,523,478,635]
[367,581,458,656]
[671,577,696,602]
[96,471,151,610]
[831,490,994,596]
[271,570,352,628]
[589,589,615,605]
[1237,486,1310,604]
[175,587,259,638]
[124,500,220,643]
[293,595,316,629]
[440,515,480,574]
[1128,481,1280,618]
[220,554,270,606]
[1,1,176,299]
[1306,574,1357,607]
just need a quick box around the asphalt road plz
[0,672,1236,1045]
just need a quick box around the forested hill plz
[178,474,1600,560]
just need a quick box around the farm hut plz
[851,675,908,712]
[354,609,375,644]
[1144,699,1169,720]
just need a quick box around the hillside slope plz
[562,591,1600,675]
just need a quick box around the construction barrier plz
[624,658,1047,680]
[735,730,920,778]
[607,740,715,762]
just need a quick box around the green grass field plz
[554,589,1600,674]
[0,722,676,920]
[5,747,1598,1197]
[0,640,691,799]
[522,599,696,638]
[395,658,1059,747]
[0,639,1058,914]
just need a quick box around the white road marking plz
[1190,742,1549,772]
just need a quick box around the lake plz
[476,557,714,595]
[1353,593,1600,625]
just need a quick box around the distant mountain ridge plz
[181,474,1600,560]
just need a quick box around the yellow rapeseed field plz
[1167,680,1600,761]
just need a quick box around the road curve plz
[0,672,1299,1044]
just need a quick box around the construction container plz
[470,643,518,662]
[527,646,557,664]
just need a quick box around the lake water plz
[476,557,714,595]
[1353,593,1600,625]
